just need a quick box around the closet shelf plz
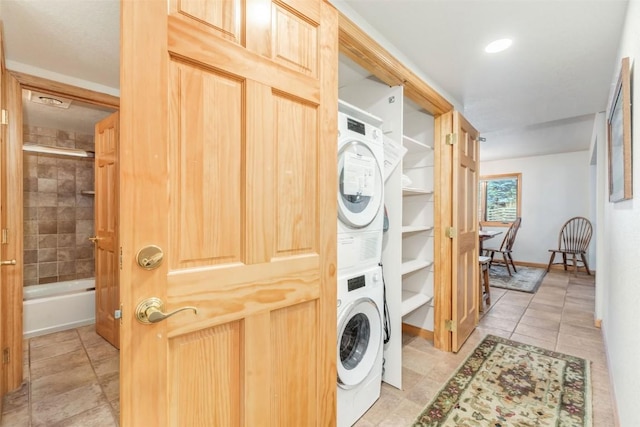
[401,259,433,276]
[401,291,433,316]
[402,225,434,234]
[80,190,95,196]
[402,187,434,196]
[402,135,433,153]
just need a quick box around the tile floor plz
[1,270,614,426]
[354,270,616,426]
[1,325,119,426]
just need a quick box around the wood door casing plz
[451,112,479,352]
[94,112,119,349]
[120,1,338,425]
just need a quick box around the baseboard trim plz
[508,260,596,275]
[600,321,621,426]
[402,323,434,341]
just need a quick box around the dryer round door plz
[337,140,383,228]
[337,297,382,389]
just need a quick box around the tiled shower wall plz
[23,125,95,286]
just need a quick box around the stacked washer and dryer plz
[336,100,386,427]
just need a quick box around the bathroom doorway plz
[1,71,119,400]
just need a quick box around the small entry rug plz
[412,335,592,427]
[488,265,547,294]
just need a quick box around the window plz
[478,173,521,226]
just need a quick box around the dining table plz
[479,229,502,254]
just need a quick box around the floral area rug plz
[412,335,592,427]
[488,265,547,294]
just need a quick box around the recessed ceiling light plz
[485,38,513,53]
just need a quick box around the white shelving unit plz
[401,106,435,332]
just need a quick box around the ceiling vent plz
[27,90,72,109]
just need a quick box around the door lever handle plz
[135,297,197,324]
[0,259,16,266]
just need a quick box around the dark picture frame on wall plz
[608,56,633,202]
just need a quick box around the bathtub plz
[23,278,96,339]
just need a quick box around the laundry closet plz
[337,9,481,389]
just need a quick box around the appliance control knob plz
[372,129,380,140]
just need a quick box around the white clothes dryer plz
[337,101,385,274]
[336,265,384,427]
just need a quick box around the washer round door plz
[337,297,382,389]
[337,140,383,228]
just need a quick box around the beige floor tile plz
[99,371,120,402]
[31,364,97,401]
[513,323,558,342]
[30,348,91,380]
[496,291,534,306]
[0,405,30,427]
[531,294,565,307]
[377,398,423,426]
[527,301,564,314]
[478,315,518,332]
[93,355,120,379]
[77,325,109,347]
[509,333,556,351]
[31,383,108,427]
[30,337,83,362]
[53,403,117,427]
[401,347,441,376]
[559,323,603,342]
[474,325,512,340]
[85,340,119,363]
[1,382,29,413]
[523,307,562,322]
[484,302,527,320]
[518,314,560,331]
[29,329,79,349]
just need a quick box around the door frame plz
[1,71,118,392]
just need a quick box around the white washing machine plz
[337,265,384,427]
[337,100,385,274]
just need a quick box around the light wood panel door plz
[433,110,479,352]
[119,1,338,425]
[94,112,119,349]
[451,112,479,352]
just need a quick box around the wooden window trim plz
[479,172,522,227]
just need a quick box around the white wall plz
[480,151,591,265]
[600,1,640,425]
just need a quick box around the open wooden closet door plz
[119,1,338,425]
[435,111,479,352]
[94,112,119,349]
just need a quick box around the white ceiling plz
[1,0,629,160]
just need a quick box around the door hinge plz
[119,247,123,270]
[445,133,457,145]
[1,109,7,126]
[115,305,122,323]
[445,319,457,332]
[2,348,9,364]
[446,227,457,238]
[1,229,7,245]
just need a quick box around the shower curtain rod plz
[22,144,95,158]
